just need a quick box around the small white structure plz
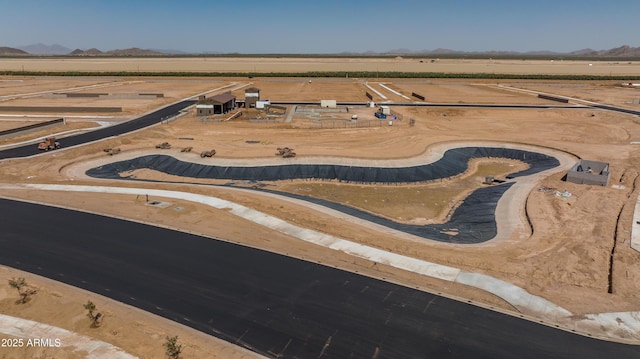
[379,106,391,115]
[256,100,271,109]
[320,99,337,108]
[245,91,260,98]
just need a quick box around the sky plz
[1,0,639,54]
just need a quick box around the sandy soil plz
[0,76,237,117]
[0,119,49,131]
[514,81,640,107]
[0,76,244,145]
[1,57,640,75]
[0,122,98,148]
[2,66,640,356]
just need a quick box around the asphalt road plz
[1,198,639,358]
[593,104,640,116]
[0,100,195,160]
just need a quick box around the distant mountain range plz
[17,43,72,55]
[68,47,165,56]
[377,45,640,58]
[0,43,173,56]
[1,43,640,58]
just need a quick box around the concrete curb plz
[631,193,640,252]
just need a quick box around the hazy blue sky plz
[1,0,638,53]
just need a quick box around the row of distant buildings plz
[196,87,264,116]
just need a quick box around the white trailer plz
[256,100,271,109]
[320,99,337,108]
[379,106,391,115]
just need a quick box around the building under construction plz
[196,93,236,116]
[566,159,610,186]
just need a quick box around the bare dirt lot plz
[2,57,640,75]
[2,58,640,357]
[0,119,50,132]
[0,77,239,147]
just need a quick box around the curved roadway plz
[0,100,195,160]
[1,198,639,358]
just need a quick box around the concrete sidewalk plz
[0,313,137,358]
[631,193,640,253]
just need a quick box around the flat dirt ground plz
[2,57,640,75]
[2,58,640,357]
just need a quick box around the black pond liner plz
[86,147,560,244]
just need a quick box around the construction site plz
[1,59,640,357]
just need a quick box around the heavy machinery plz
[103,148,121,156]
[374,106,390,119]
[276,147,296,158]
[200,149,216,158]
[37,137,60,151]
[155,142,172,149]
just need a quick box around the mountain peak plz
[0,46,29,55]
[17,43,72,55]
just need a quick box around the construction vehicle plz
[37,137,60,151]
[200,149,216,158]
[155,142,171,149]
[276,147,296,158]
[374,106,390,119]
[103,148,121,156]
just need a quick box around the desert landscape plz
[1,57,640,357]
[2,56,640,76]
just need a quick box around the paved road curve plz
[1,198,639,358]
[0,100,195,160]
